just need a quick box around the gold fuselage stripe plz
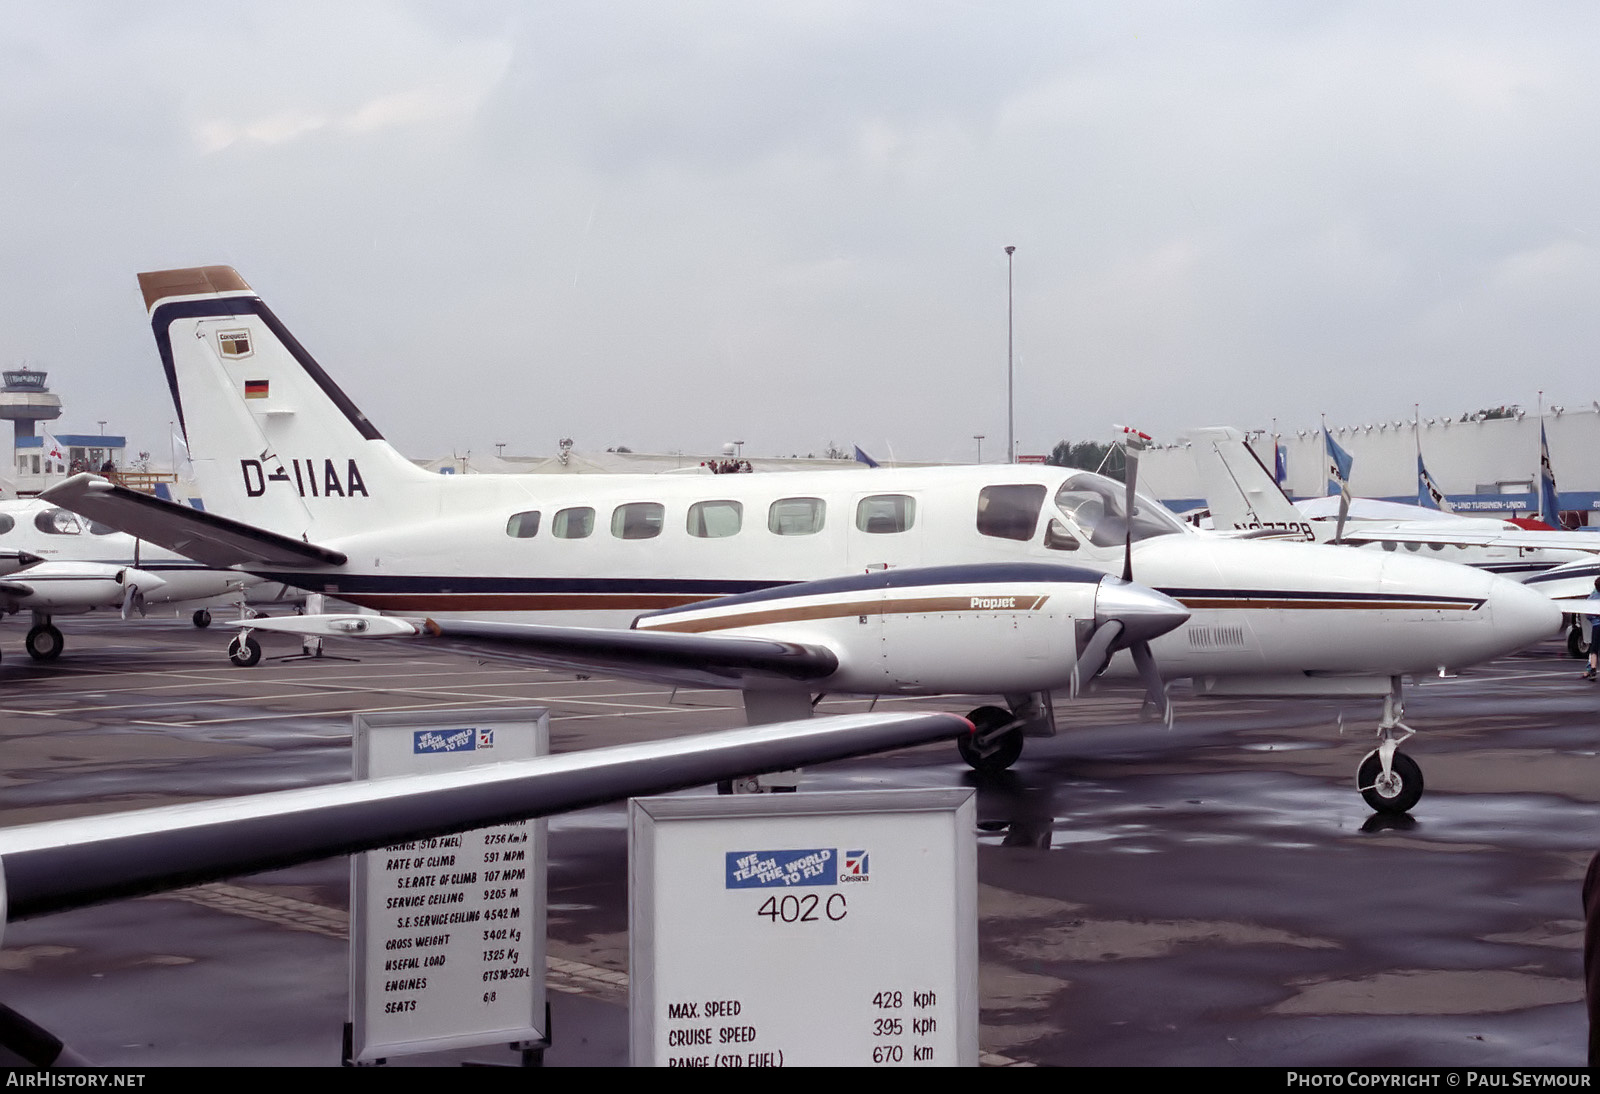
[638,594,1051,634]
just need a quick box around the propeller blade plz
[1129,640,1172,727]
[1085,573,1188,718]
[1070,618,1125,696]
[1122,450,1138,583]
[120,583,145,621]
[1114,429,1147,583]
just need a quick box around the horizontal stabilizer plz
[239,613,839,689]
[0,711,971,920]
[40,474,346,569]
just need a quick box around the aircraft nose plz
[1095,577,1190,645]
[1482,571,1562,653]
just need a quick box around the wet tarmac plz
[0,617,1594,1066]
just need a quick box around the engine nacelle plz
[0,562,168,611]
[635,563,1185,697]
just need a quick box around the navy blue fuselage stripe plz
[641,562,1104,616]
[247,572,788,596]
[150,296,384,443]
[1528,565,1600,585]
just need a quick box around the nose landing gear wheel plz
[228,634,262,668]
[25,625,63,663]
[1357,751,1423,814]
[956,705,1025,773]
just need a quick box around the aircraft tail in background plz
[1183,427,1312,541]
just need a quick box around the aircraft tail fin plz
[138,267,433,541]
[1183,427,1313,540]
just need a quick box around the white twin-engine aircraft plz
[43,267,1559,813]
[0,499,273,661]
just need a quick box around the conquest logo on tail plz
[241,458,369,498]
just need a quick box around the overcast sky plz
[4,2,1599,465]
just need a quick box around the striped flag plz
[1324,429,1353,500]
[1416,453,1453,513]
[1539,421,1561,525]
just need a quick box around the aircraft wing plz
[0,710,969,923]
[240,614,840,689]
[1336,527,1600,553]
[40,473,346,569]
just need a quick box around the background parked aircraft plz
[0,498,298,661]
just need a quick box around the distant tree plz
[823,443,851,460]
[1046,439,1124,481]
[1459,406,1517,422]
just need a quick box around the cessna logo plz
[217,330,253,359]
[241,458,369,498]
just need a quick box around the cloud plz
[192,36,513,153]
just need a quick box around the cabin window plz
[0,514,14,535]
[88,522,117,536]
[505,511,541,538]
[33,508,80,535]
[769,497,825,536]
[688,499,742,539]
[553,507,594,539]
[612,502,665,540]
[977,484,1047,541]
[856,494,915,534]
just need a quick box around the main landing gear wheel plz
[1357,751,1424,814]
[193,610,212,629]
[1568,625,1590,659]
[956,705,1025,773]
[228,634,262,668]
[24,625,63,663]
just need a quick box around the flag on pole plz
[41,430,64,474]
[1416,453,1453,513]
[852,445,879,469]
[1324,429,1352,500]
[1539,421,1561,526]
[1274,442,1288,486]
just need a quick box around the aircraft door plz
[846,493,924,573]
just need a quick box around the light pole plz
[973,434,985,463]
[1005,245,1016,464]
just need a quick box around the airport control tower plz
[0,368,62,445]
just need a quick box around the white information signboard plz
[630,789,976,1067]
[348,707,549,1063]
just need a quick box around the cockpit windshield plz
[1052,472,1185,548]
